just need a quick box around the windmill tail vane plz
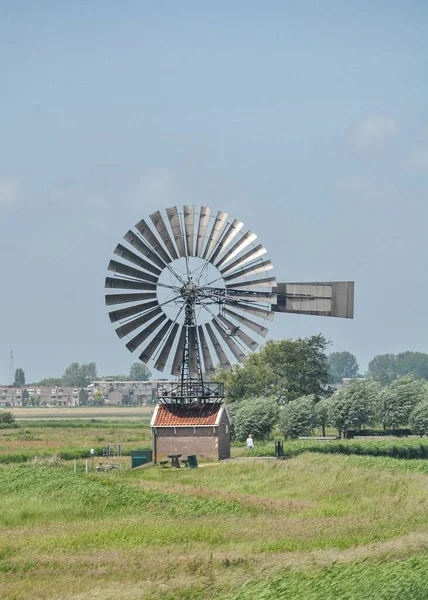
[105,205,354,409]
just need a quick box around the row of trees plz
[34,362,151,388]
[327,350,428,386]
[280,375,428,438]
[230,375,428,442]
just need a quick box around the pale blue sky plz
[1,1,428,382]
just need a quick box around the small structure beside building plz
[151,402,231,462]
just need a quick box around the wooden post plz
[73,459,77,474]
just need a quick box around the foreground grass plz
[3,454,428,598]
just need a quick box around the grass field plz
[3,417,428,598]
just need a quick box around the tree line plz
[11,362,151,388]
[217,336,428,442]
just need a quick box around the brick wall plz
[155,427,219,461]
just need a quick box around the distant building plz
[0,386,85,407]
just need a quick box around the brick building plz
[151,403,231,462]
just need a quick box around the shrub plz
[329,380,381,437]
[279,396,316,439]
[410,401,428,436]
[233,397,279,442]
[382,375,427,429]
[0,411,16,427]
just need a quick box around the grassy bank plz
[3,454,428,598]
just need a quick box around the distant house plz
[0,386,85,407]
[151,403,231,462]
[106,390,123,406]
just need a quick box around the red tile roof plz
[154,404,222,427]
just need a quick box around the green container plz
[187,455,198,468]
[131,449,153,469]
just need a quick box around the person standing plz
[246,434,254,450]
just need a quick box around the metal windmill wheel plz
[105,205,354,405]
[106,205,275,385]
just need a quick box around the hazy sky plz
[1,1,427,383]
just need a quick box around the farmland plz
[3,416,428,598]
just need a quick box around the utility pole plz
[9,349,14,386]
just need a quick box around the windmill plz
[105,205,354,408]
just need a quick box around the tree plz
[62,362,97,387]
[367,351,428,384]
[233,398,279,441]
[0,411,15,425]
[21,389,30,406]
[279,395,316,439]
[410,400,428,436]
[381,375,426,429]
[13,368,25,387]
[92,391,104,406]
[328,351,359,384]
[215,354,278,401]
[315,397,332,437]
[395,352,428,380]
[217,335,330,403]
[329,380,381,437]
[129,362,151,381]
[36,377,63,387]
[367,354,397,385]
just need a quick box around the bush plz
[279,396,316,439]
[0,411,16,428]
[233,397,279,442]
[382,375,426,429]
[410,401,428,436]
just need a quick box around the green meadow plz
[3,418,428,598]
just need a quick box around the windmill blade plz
[223,260,274,282]
[109,300,159,323]
[125,313,167,353]
[212,319,246,362]
[223,307,269,337]
[225,300,275,321]
[171,326,187,376]
[216,232,258,269]
[135,219,172,265]
[202,211,228,260]
[123,230,166,270]
[154,323,180,372]
[183,205,195,257]
[226,289,277,303]
[139,319,173,363]
[197,325,216,376]
[108,260,158,284]
[205,323,232,370]
[115,306,162,339]
[149,211,179,260]
[226,277,276,290]
[105,277,157,292]
[272,282,354,319]
[166,206,186,257]
[105,292,157,306]
[219,243,267,274]
[114,244,162,276]
[189,326,198,378]
[209,219,243,264]
[195,206,211,257]
[217,314,259,351]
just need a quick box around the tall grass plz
[224,554,428,600]
[240,437,428,460]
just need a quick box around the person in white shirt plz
[246,434,254,449]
